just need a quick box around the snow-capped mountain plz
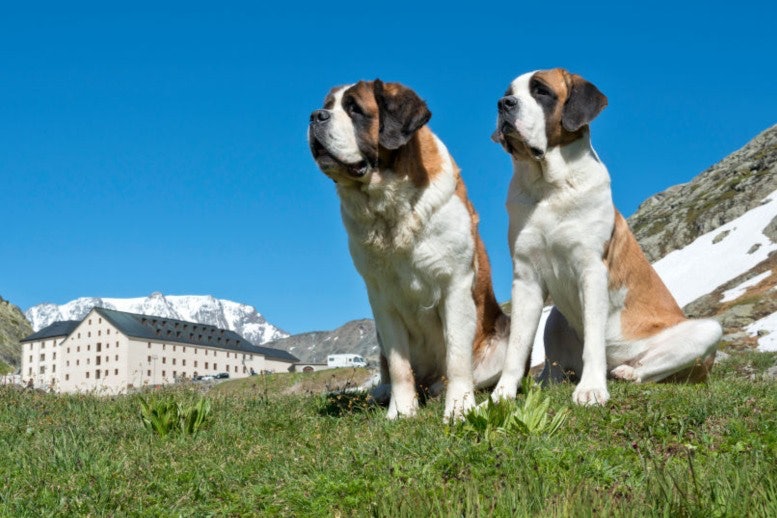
[25,292,288,345]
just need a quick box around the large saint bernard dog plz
[308,80,509,420]
[491,68,722,406]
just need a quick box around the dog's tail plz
[472,311,511,389]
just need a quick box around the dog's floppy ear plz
[562,74,608,132]
[374,79,432,150]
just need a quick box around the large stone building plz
[20,307,298,394]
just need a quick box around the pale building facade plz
[20,307,298,394]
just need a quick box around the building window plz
[173,370,177,378]
[52,365,56,373]
[96,357,101,366]
[162,370,166,378]
[115,355,118,361]
[28,367,32,375]
[107,329,111,335]
[214,364,217,371]
[194,361,198,368]
[65,374,70,381]
[78,333,81,339]
[87,358,90,365]
[40,354,45,361]
[162,358,166,364]
[77,346,80,353]
[172,358,176,365]
[67,347,70,353]
[87,345,91,351]
[53,352,56,360]
[29,355,32,363]
[89,319,92,325]
[98,318,102,324]
[147,356,151,363]
[98,330,101,336]
[86,372,90,379]
[182,359,186,366]
[114,369,118,375]
[148,343,151,349]
[172,345,176,352]
[88,332,91,338]
[39,366,45,374]
[66,360,70,367]
[95,370,101,379]
[76,360,80,366]
[147,370,151,377]
[205,362,209,370]
[183,347,186,353]
[41,342,45,349]
[97,343,102,352]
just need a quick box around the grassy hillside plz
[0,296,32,373]
[1,355,776,516]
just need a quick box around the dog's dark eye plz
[532,82,554,98]
[346,100,364,117]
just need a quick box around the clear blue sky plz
[2,2,775,334]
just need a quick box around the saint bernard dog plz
[308,80,509,420]
[490,68,722,406]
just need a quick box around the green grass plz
[1,354,776,516]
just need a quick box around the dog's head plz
[308,80,432,183]
[493,68,607,160]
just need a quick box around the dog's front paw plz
[386,392,419,420]
[610,365,641,382]
[444,386,475,422]
[572,384,610,406]
[490,381,518,403]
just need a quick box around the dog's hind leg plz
[539,306,583,385]
[610,318,721,383]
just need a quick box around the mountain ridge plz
[25,292,288,346]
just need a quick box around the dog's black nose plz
[310,110,331,123]
[498,96,519,112]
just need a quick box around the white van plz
[327,354,367,368]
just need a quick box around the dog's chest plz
[508,186,614,307]
[343,183,474,308]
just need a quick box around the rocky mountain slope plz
[629,124,777,262]
[25,293,288,346]
[628,124,777,352]
[0,296,33,371]
[262,319,379,365]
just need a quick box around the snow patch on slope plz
[653,189,777,307]
[720,271,772,303]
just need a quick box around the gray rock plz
[629,125,777,262]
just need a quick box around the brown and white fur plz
[308,80,509,420]
[491,68,721,406]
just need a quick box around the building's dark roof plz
[21,321,81,342]
[94,308,299,362]
[250,345,300,363]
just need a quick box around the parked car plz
[214,372,230,379]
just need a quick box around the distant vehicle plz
[214,372,230,379]
[327,354,367,368]
[196,375,214,381]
